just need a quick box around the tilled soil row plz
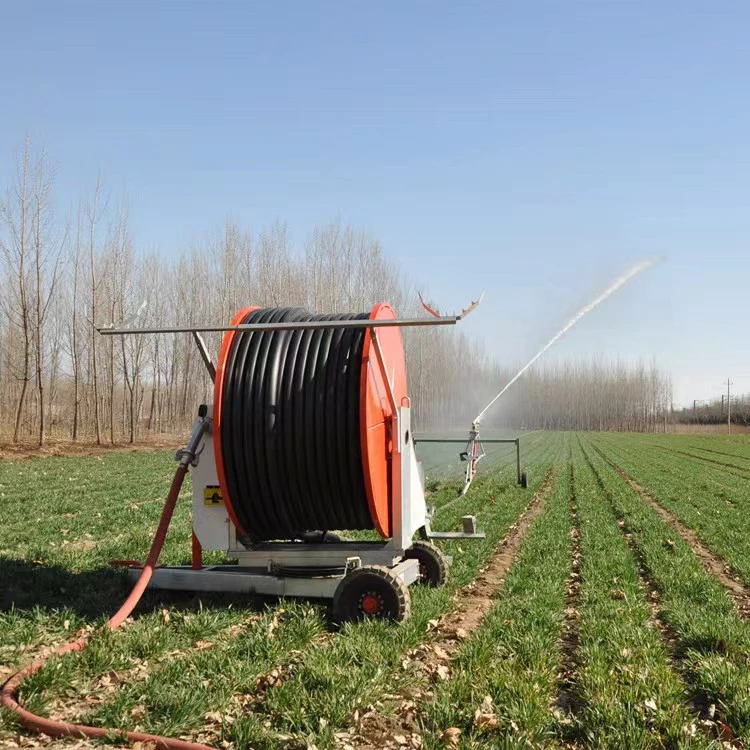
[649,444,750,477]
[337,468,556,750]
[555,461,582,718]
[579,445,720,727]
[584,442,748,745]
[591,444,750,618]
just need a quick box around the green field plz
[2,432,750,748]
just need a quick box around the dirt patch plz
[592,446,750,619]
[335,469,556,750]
[0,737,111,748]
[556,462,582,716]
[418,467,555,663]
[65,540,99,552]
[0,436,181,461]
[670,424,750,435]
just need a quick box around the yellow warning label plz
[203,486,224,506]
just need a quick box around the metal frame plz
[123,314,486,602]
[422,514,485,540]
[98,290,485,337]
[192,332,216,382]
[132,404,426,598]
[415,432,524,495]
[141,559,420,598]
[98,315,462,336]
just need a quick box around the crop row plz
[419,435,572,748]
[588,433,750,586]
[569,436,695,746]
[1,434,563,747]
[582,436,750,742]
[224,433,565,749]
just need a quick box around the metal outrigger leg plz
[421,512,485,540]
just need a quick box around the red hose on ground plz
[1,462,214,750]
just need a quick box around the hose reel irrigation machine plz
[101,298,487,624]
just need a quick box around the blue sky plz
[2,1,748,406]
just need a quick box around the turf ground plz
[2,431,750,748]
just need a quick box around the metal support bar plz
[368,328,400,419]
[516,438,521,485]
[192,331,216,382]
[414,436,523,486]
[99,291,484,337]
[98,316,460,336]
[414,438,521,444]
[232,541,406,569]
[128,557,421,598]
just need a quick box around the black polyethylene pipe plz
[220,307,373,542]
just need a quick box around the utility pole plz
[727,378,733,435]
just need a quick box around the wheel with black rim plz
[404,540,449,587]
[332,565,411,624]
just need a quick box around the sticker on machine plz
[203,486,224,506]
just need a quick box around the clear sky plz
[2,1,748,406]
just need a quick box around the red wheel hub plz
[360,592,382,615]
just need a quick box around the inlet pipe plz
[1,413,212,750]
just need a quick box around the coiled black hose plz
[220,307,374,542]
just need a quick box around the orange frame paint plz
[213,306,260,540]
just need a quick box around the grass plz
[421,434,572,748]
[0,434,557,748]
[590,432,750,585]
[2,431,750,748]
[582,436,750,743]
[570,436,699,747]
[226,434,564,749]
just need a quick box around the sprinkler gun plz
[459,421,484,495]
[459,257,660,495]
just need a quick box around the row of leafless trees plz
[0,138,673,444]
[480,360,673,432]
[673,393,750,427]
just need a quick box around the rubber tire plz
[404,541,449,587]
[332,565,411,624]
[520,471,528,489]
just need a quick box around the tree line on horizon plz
[672,393,750,427]
[0,138,674,445]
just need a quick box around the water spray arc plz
[460,257,660,495]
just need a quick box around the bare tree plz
[30,148,65,445]
[67,201,85,439]
[86,175,107,445]
[0,137,678,441]
[1,138,34,442]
